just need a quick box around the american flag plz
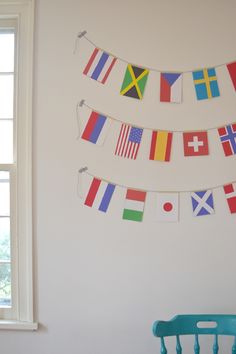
[115,124,143,159]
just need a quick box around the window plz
[0,1,36,329]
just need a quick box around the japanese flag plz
[156,193,179,222]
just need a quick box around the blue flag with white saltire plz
[191,190,214,216]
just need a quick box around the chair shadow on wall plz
[153,314,236,354]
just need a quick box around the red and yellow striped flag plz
[149,130,173,162]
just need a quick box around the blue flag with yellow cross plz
[120,64,149,100]
[192,68,220,100]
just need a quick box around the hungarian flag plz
[156,193,179,222]
[149,130,172,162]
[160,72,182,103]
[223,183,236,213]
[81,111,111,146]
[84,177,116,213]
[123,189,146,222]
[120,64,149,100]
[227,62,236,90]
[183,131,209,156]
[83,48,117,84]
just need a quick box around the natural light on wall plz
[0,0,36,330]
[0,31,14,309]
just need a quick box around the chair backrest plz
[153,314,236,354]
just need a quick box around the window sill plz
[0,320,38,330]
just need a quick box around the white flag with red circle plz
[156,193,179,222]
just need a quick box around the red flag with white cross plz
[223,183,236,214]
[183,131,209,156]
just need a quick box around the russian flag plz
[160,72,182,103]
[83,48,117,84]
[81,111,111,146]
[84,177,116,213]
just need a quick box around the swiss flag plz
[183,131,209,156]
[223,183,236,213]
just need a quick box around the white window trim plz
[0,0,37,330]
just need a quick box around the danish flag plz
[223,183,236,214]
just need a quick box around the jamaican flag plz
[120,64,149,99]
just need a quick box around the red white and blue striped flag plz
[84,177,116,213]
[83,48,117,84]
[115,123,143,160]
[81,111,111,146]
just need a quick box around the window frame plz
[0,0,36,330]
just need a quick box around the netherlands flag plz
[84,177,116,213]
[83,48,117,84]
[81,111,111,145]
[160,72,182,103]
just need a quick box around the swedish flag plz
[192,68,220,100]
[120,64,149,99]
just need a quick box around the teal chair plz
[153,315,236,354]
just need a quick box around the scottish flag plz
[191,190,215,216]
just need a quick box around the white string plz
[79,99,235,133]
[78,31,236,74]
[78,167,236,193]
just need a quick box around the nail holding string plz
[73,30,87,54]
[76,99,85,139]
[77,167,88,199]
[79,167,88,174]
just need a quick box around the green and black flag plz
[120,64,149,99]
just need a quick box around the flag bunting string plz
[76,31,236,74]
[78,167,236,221]
[78,166,236,194]
[78,99,236,133]
[78,99,236,160]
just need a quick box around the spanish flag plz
[149,130,173,162]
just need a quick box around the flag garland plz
[78,31,236,102]
[78,100,236,160]
[79,168,236,222]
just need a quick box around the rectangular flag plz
[84,177,116,213]
[120,64,149,99]
[81,111,111,145]
[227,62,236,90]
[83,48,117,84]
[191,190,214,216]
[149,130,173,162]
[115,124,143,159]
[223,183,236,213]
[156,193,179,222]
[192,68,220,100]
[123,189,146,222]
[160,72,182,103]
[218,123,236,156]
[183,131,209,156]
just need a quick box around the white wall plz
[1,0,236,353]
